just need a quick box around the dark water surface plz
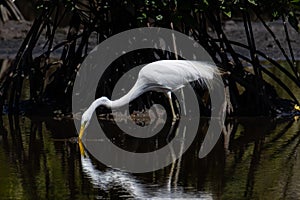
[1,56,300,199]
[0,115,300,199]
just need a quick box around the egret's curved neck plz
[89,82,144,112]
[89,99,107,112]
[110,82,145,109]
[110,87,142,109]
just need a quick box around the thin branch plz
[236,53,299,104]
[282,15,298,79]
[256,12,297,77]
[216,39,300,88]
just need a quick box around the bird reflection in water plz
[77,140,145,198]
[76,120,215,199]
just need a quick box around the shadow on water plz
[0,113,300,199]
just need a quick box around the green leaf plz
[272,11,279,19]
[247,0,257,5]
[156,14,163,21]
[224,11,232,18]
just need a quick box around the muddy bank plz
[0,19,299,60]
[223,20,300,61]
[0,20,98,59]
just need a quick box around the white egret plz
[78,60,219,140]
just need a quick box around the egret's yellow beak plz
[78,124,85,140]
[78,139,86,156]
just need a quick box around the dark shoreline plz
[1,20,299,60]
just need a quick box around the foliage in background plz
[0,0,299,118]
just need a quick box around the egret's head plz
[79,110,92,140]
[78,96,111,140]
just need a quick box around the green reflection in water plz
[0,116,92,199]
[0,115,300,199]
[222,118,300,199]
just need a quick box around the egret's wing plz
[139,60,217,91]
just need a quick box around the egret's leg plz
[180,88,186,116]
[167,91,177,123]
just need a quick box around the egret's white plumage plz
[79,60,218,139]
